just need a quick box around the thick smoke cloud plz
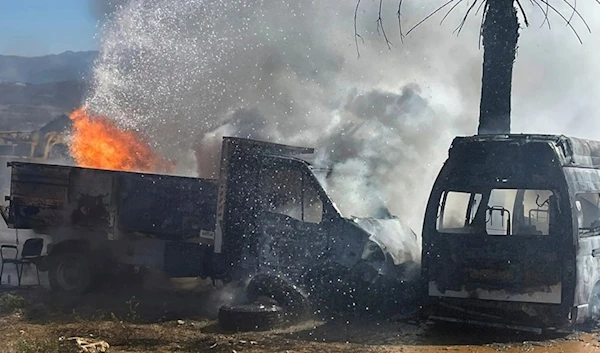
[88,0,129,22]
[84,0,600,233]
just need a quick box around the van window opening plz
[437,189,555,236]
[576,192,600,237]
[260,165,324,224]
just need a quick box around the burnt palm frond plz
[557,0,591,32]
[454,0,482,35]
[404,0,457,36]
[567,0,577,24]
[356,0,598,56]
[354,0,365,58]
[530,0,552,29]
[537,0,585,43]
[397,0,405,42]
[440,0,465,25]
[516,0,530,26]
[376,0,393,50]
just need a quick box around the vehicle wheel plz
[48,252,92,295]
[218,304,285,332]
[246,273,310,316]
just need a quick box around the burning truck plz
[0,134,421,330]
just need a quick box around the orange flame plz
[68,107,174,173]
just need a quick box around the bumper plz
[423,296,571,333]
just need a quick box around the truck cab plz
[213,137,420,287]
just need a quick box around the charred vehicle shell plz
[0,137,420,309]
[422,134,600,332]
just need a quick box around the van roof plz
[450,134,600,169]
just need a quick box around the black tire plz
[218,304,285,332]
[246,273,310,316]
[48,252,92,296]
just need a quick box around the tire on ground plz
[245,273,310,316]
[48,252,92,296]
[218,304,285,332]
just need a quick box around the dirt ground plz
[0,280,599,353]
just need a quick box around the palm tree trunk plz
[478,0,519,135]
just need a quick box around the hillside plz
[0,80,87,131]
[0,51,97,84]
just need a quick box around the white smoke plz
[84,0,600,233]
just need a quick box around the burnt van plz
[421,134,600,332]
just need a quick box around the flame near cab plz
[68,107,173,173]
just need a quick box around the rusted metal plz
[5,161,218,243]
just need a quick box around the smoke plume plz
[83,0,600,233]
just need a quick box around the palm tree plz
[355,0,595,134]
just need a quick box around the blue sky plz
[0,0,99,56]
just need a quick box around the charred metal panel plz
[68,168,113,230]
[163,242,212,277]
[563,167,600,317]
[215,137,315,276]
[6,163,114,232]
[450,133,600,169]
[5,162,218,244]
[7,162,71,228]
[426,235,563,303]
[117,173,217,241]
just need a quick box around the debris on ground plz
[58,336,110,353]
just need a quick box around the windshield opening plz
[437,188,556,236]
[309,166,392,219]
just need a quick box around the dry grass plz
[0,285,597,353]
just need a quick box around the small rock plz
[177,320,185,325]
[239,340,247,344]
[209,343,218,349]
[250,341,258,345]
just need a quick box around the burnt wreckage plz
[0,137,420,329]
[421,134,600,333]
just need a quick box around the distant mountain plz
[0,80,87,131]
[0,51,98,84]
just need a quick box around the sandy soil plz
[0,281,598,353]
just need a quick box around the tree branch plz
[515,0,530,27]
[537,0,583,43]
[397,0,405,42]
[440,0,464,25]
[376,0,393,50]
[405,0,457,36]
[453,0,480,35]
[354,0,365,58]
[559,0,591,32]
[530,0,552,29]
[567,0,577,25]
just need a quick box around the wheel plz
[48,252,92,295]
[218,304,285,332]
[246,273,310,316]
